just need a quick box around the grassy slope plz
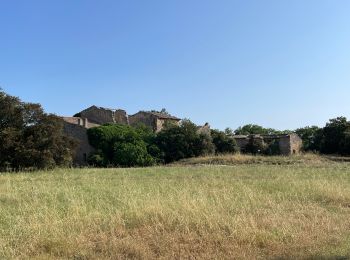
[1,159,350,259]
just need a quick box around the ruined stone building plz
[129,111,181,132]
[62,117,97,165]
[62,105,302,165]
[233,133,302,155]
[74,105,128,125]
[62,106,181,164]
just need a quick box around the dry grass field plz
[1,155,350,259]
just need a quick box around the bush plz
[113,142,154,167]
[211,129,238,154]
[155,119,214,163]
[87,153,105,167]
[295,126,323,152]
[244,136,267,155]
[87,124,156,167]
[265,140,280,155]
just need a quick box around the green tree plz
[295,126,323,151]
[87,124,155,167]
[244,136,268,155]
[155,119,214,163]
[234,124,284,135]
[0,89,76,170]
[321,117,350,155]
[211,129,238,154]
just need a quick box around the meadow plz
[1,155,350,259]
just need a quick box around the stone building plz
[233,133,302,155]
[62,106,182,164]
[62,104,302,164]
[62,117,98,165]
[129,111,181,132]
[74,105,128,125]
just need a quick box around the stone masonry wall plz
[233,134,303,155]
[129,112,180,132]
[79,106,128,125]
[129,112,156,131]
[63,122,95,165]
[278,135,292,155]
[290,133,303,154]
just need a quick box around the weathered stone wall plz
[129,112,156,131]
[78,106,128,125]
[290,133,303,154]
[233,134,303,155]
[114,109,129,125]
[278,135,292,155]
[129,112,180,132]
[63,122,95,165]
[233,136,249,152]
[62,117,100,129]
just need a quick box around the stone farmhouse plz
[62,105,302,165]
[62,106,181,165]
[233,133,302,155]
[129,111,181,132]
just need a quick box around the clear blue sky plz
[1,1,350,130]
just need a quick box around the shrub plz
[211,129,238,154]
[265,140,280,155]
[244,136,268,155]
[113,142,154,167]
[155,119,214,163]
[87,124,156,167]
[87,153,105,167]
[295,126,323,152]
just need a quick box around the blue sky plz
[1,0,350,130]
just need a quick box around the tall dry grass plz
[1,160,350,259]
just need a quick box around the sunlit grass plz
[1,158,350,259]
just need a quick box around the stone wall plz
[62,117,100,129]
[233,136,250,152]
[233,134,303,155]
[278,135,293,155]
[78,106,128,125]
[129,112,156,131]
[129,112,180,132]
[63,121,95,165]
[290,133,303,154]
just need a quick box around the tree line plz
[1,89,350,170]
[86,121,238,167]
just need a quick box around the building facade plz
[74,106,129,125]
[62,117,98,165]
[233,133,302,155]
[129,111,181,132]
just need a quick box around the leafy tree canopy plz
[0,89,76,170]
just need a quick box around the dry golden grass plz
[175,153,332,166]
[1,157,350,259]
